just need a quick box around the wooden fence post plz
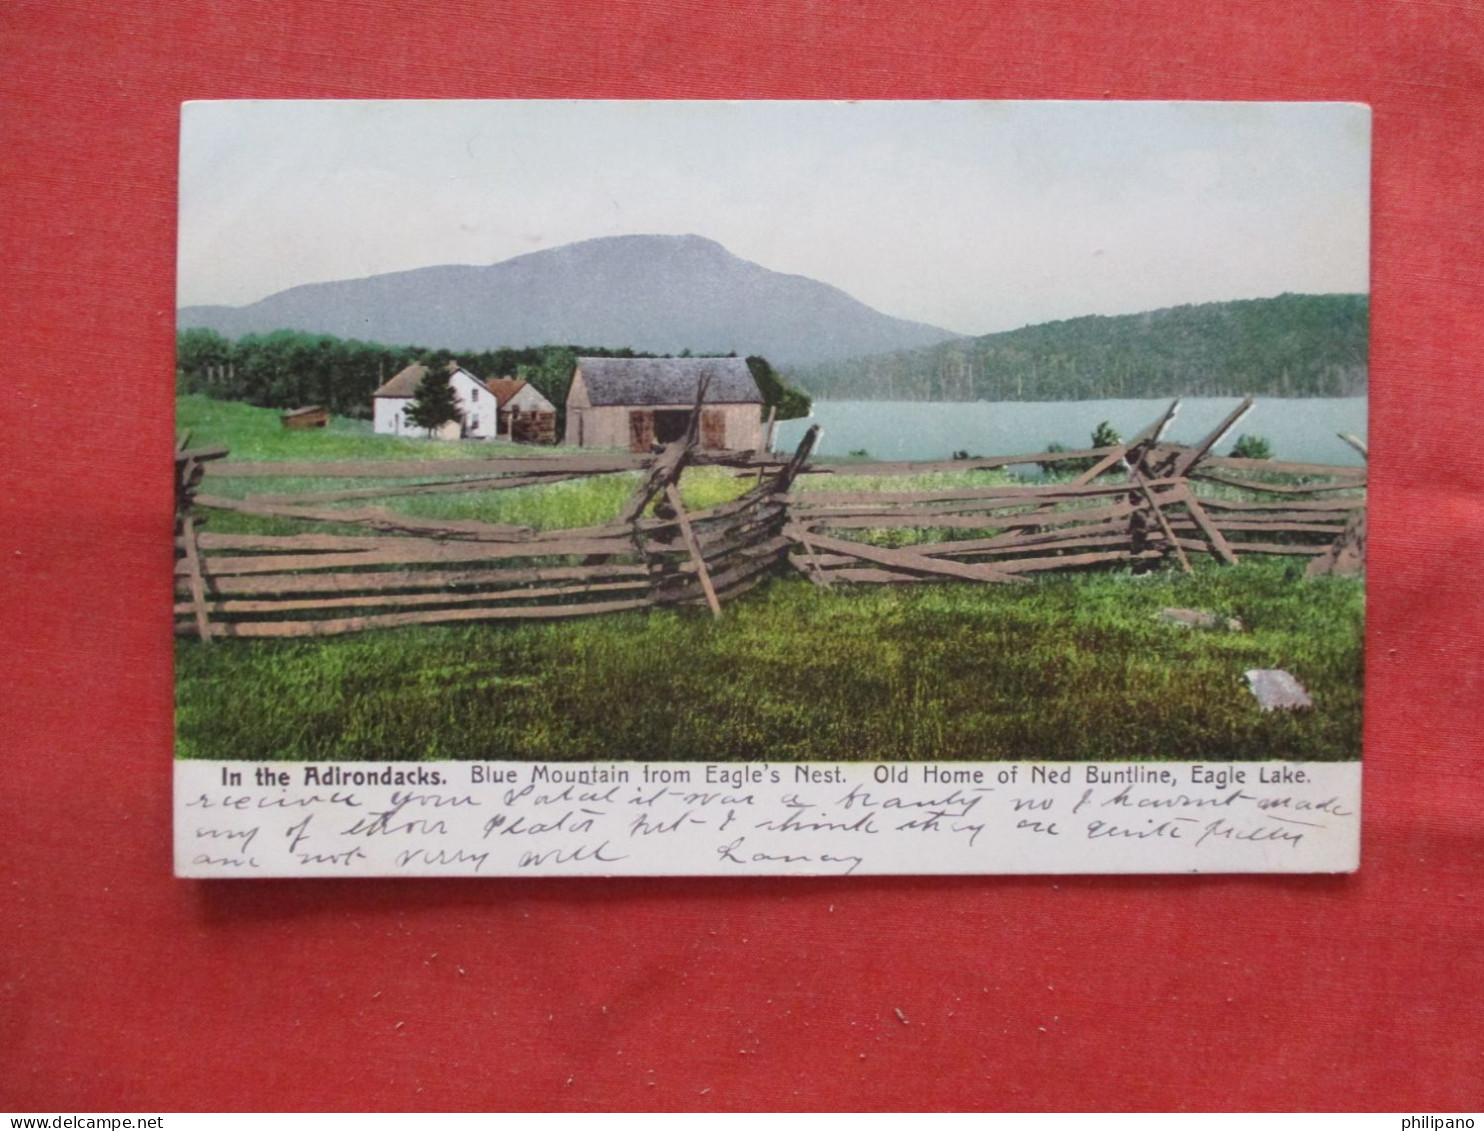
[1306,506,1367,577]
[180,514,214,643]
[1169,396,1254,476]
[664,483,723,618]
[755,405,779,487]
[173,441,230,642]
[770,425,820,495]
[1177,486,1240,565]
[796,526,833,587]
[1307,432,1367,576]
[613,373,712,528]
[1129,469,1193,574]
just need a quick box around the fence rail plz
[175,395,1365,640]
[174,379,814,640]
[782,398,1365,586]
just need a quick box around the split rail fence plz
[783,398,1367,587]
[174,384,813,641]
[175,395,1365,641]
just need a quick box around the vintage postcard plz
[174,100,1368,877]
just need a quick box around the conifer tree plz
[405,363,462,437]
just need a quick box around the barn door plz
[701,409,726,450]
[628,410,655,452]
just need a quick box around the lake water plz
[773,397,1368,467]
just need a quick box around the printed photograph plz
[174,100,1369,765]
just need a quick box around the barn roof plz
[575,357,762,407]
[373,361,486,398]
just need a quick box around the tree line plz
[176,329,811,428]
[786,293,1369,402]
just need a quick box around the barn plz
[372,361,497,440]
[565,357,764,452]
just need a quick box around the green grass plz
[178,394,751,532]
[179,394,498,462]
[176,560,1363,764]
[174,397,1363,764]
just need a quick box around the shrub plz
[1230,434,1273,460]
[1039,422,1122,475]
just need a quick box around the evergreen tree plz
[405,364,462,437]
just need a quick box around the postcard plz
[174,100,1367,877]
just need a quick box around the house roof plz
[486,379,527,408]
[373,361,487,399]
[575,357,762,407]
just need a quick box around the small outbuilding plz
[487,379,558,444]
[372,361,497,440]
[280,405,328,430]
[565,357,764,452]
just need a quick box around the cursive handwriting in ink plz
[629,810,706,836]
[195,825,259,855]
[297,846,367,867]
[284,814,313,853]
[482,809,602,838]
[754,808,879,835]
[716,836,863,874]
[1016,818,1059,836]
[836,784,987,820]
[518,841,629,868]
[1086,817,1199,840]
[192,853,260,868]
[396,847,490,872]
[1196,818,1306,848]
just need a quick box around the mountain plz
[177,234,961,366]
[786,293,1369,401]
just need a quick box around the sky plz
[178,100,1370,336]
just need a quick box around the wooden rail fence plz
[174,384,816,641]
[783,397,1367,587]
[175,396,1365,640]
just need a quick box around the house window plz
[471,388,479,402]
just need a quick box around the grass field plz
[174,396,1364,764]
[177,393,757,532]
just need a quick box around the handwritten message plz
[176,760,1360,877]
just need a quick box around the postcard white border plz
[176,759,1359,878]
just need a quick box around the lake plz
[772,397,1368,467]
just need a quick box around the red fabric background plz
[3,0,1481,1113]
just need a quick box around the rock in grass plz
[1158,607,1244,632]
[1245,669,1313,711]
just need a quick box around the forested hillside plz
[787,294,1368,401]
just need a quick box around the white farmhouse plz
[372,361,498,440]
